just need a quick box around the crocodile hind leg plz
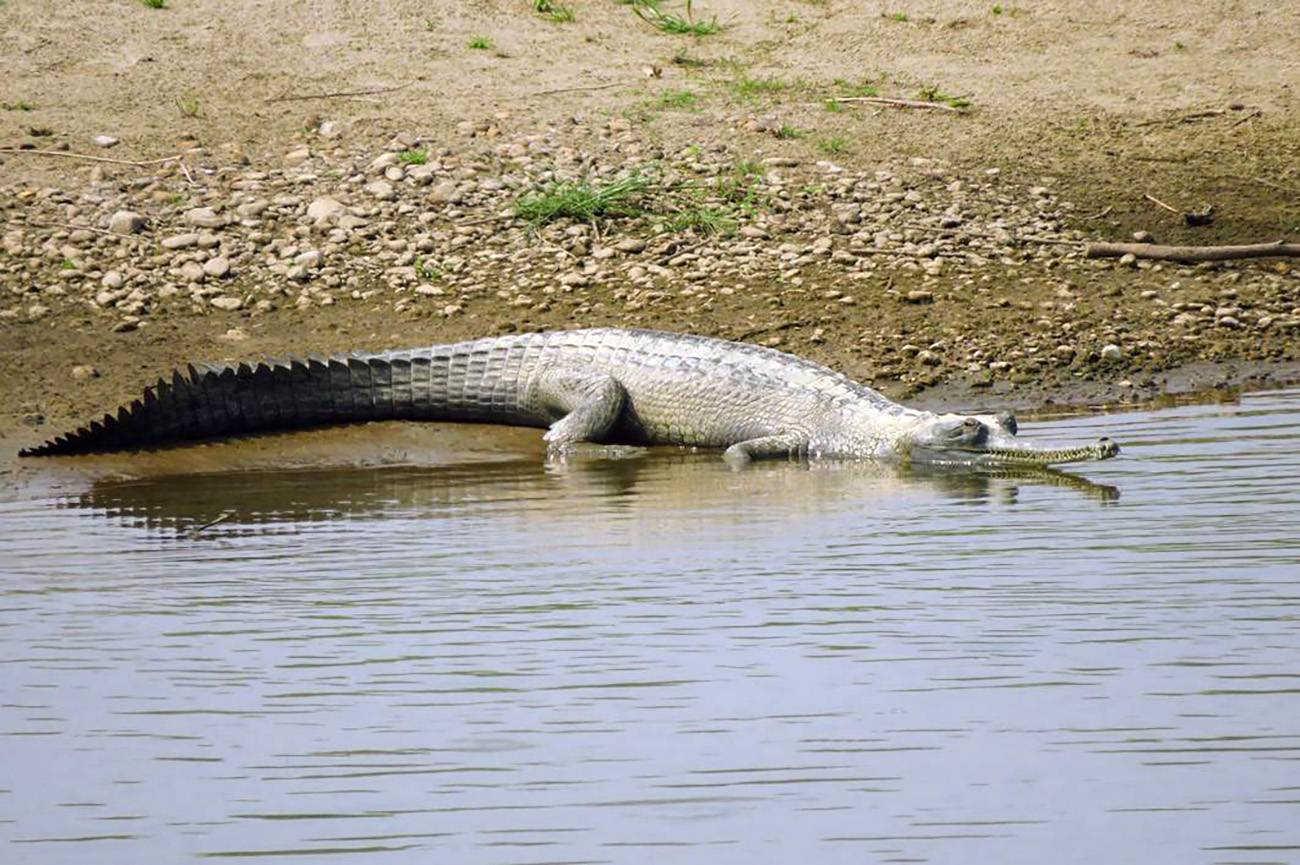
[537,370,628,450]
[723,432,809,465]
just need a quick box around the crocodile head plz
[901,411,1119,467]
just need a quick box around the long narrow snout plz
[977,436,1120,466]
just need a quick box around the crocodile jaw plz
[912,436,1120,467]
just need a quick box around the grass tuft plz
[655,89,700,110]
[1,100,36,111]
[397,149,428,165]
[634,0,723,36]
[661,204,736,236]
[139,0,166,7]
[533,0,575,23]
[468,35,494,50]
[917,85,971,109]
[883,10,909,22]
[775,123,804,140]
[515,175,649,225]
[175,95,201,117]
[818,136,850,155]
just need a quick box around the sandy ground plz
[1,0,1298,471]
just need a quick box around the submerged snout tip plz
[1096,437,1120,460]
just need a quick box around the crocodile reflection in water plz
[73,453,1118,536]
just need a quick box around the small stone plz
[306,196,346,223]
[615,237,647,253]
[209,295,243,311]
[218,327,249,342]
[364,180,395,200]
[71,364,99,381]
[183,207,226,229]
[180,261,206,283]
[101,271,124,289]
[1118,253,1137,266]
[111,319,138,333]
[429,181,461,204]
[384,165,405,182]
[1132,230,1153,243]
[1100,343,1124,362]
[294,249,322,269]
[283,147,311,166]
[739,225,770,240]
[92,135,119,148]
[917,349,941,366]
[905,289,934,304]
[27,303,50,321]
[203,256,231,278]
[162,232,199,249]
[108,210,146,235]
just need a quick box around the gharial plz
[19,328,1119,466]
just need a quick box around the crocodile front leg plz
[723,432,809,464]
[537,370,628,449]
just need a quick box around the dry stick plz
[23,220,116,236]
[1085,240,1300,262]
[1134,109,1226,127]
[520,81,626,99]
[0,147,181,167]
[265,82,410,104]
[827,96,965,113]
[1143,192,1181,215]
[1229,110,1263,129]
[1081,205,1114,220]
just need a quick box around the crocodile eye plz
[963,418,980,429]
[998,411,1018,435]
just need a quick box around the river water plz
[2,389,1299,865]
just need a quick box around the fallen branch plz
[24,220,116,236]
[0,147,181,167]
[520,81,626,99]
[1134,109,1227,127]
[1085,239,1300,262]
[265,82,410,104]
[826,96,965,114]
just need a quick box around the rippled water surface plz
[3,390,1299,864]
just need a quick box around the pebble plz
[307,196,346,223]
[92,135,119,148]
[1100,343,1124,362]
[203,256,231,278]
[161,232,199,249]
[283,147,311,166]
[108,210,146,235]
[209,296,243,311]
[183,207,225,229]
[364,180,396,201]
[904,289,934,304]
[101,271,124,289]
[71,364,99,381]
[180,261,206,283]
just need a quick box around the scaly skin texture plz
[19,328,1119,465]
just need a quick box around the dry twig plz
[1143,192,1181,215]
[23,221,116,236]
[826,96,965,114]
[0,147,181,167]
[1085,239,1300,262]
[265,82,410,104]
